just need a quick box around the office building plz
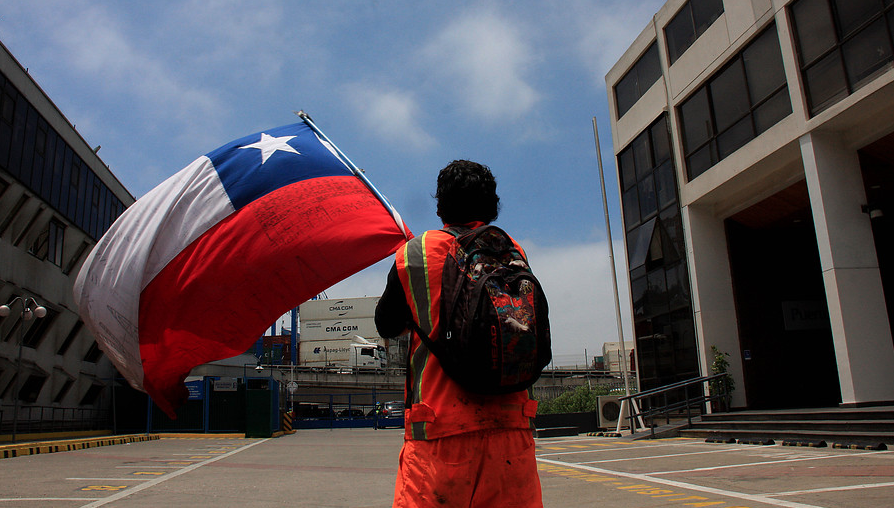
[606,0,894,409]
[0,40,134,434]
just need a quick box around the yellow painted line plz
[79,439,269,507]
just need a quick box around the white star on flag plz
[239,133,300,164]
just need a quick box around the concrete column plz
[682,204,745,408]
[800,131,894,405]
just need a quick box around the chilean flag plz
[73,120,412,417]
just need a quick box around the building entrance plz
[725,181,841,410]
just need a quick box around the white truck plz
[299,335,386,370]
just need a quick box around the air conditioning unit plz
[596,396,622,428]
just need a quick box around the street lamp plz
[0,296,47,443]
[242,358,264,379]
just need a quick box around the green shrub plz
[537,385,617,414]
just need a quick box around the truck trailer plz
[298,336,386,370]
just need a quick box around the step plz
[679,428,894,446]
[701,409,894,423]
[534,426,580,438]
[688,419,894,433]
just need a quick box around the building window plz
[47,219,65,266]
[790,0,894,115]
[0,71,127,241]
[80,383,104,406]
[619,115,675,231]
[53,378,74,404]
[22,307,57,349]
[679,23,792,180]
[617,114,697,391]
[83,341,103,363]
[0,373,16,399]
[57,320,82,356]
[615,43,663,117]
[665,0,724,64]
[29,218,66,266]
[18,373,47,403]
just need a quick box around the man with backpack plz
[375,160,550,508]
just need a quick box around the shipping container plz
[299,317,380,341]
[299,296,379,321]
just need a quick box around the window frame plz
[665,0,725,65]
[678,23,792,180]
[615,42,663,118]
[790,0,894,115]
[18,373,48,403]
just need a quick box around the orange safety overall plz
[389,222,542,508]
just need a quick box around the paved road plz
[1,429,892,507]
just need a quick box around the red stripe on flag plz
[138,175,409,416]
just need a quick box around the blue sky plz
[2,0,665,365]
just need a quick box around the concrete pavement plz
[1,429,893,507]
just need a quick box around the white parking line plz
[537,457,824,508]
[649,450,890,475]
[78,439,269,508]
[578,446,750,464]
[767,481,894,497]
[536,439,706,457]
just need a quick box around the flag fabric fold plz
[73,121,412,417]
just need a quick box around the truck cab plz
[351,342,386,369]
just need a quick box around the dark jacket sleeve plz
[375,262,413,338]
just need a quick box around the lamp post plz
[0,296,47,443]
[242,358,263,380]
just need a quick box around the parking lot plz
[0,430,892,507]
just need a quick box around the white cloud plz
[167,0,302,85]
[39,3,224,147]
[520,239,632,360]
[420,7,539,122]
[343,85,436,151]
[569,0,668,85]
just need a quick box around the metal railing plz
[0,404,110,435]
[619,373,731,439]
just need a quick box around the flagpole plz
[295,110,410,239]
[592,116,643,434]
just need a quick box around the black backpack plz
[412,225,551,394]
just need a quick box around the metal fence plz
[533,375,637,401]
[290,391,404,429]
[0,404,110,435]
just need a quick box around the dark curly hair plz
[435,160,500,225]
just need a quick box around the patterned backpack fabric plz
[413,225,551,394]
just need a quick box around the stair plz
[534,426,580,438]
[679,406,894,447]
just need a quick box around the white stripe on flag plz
[73,155,233,389]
